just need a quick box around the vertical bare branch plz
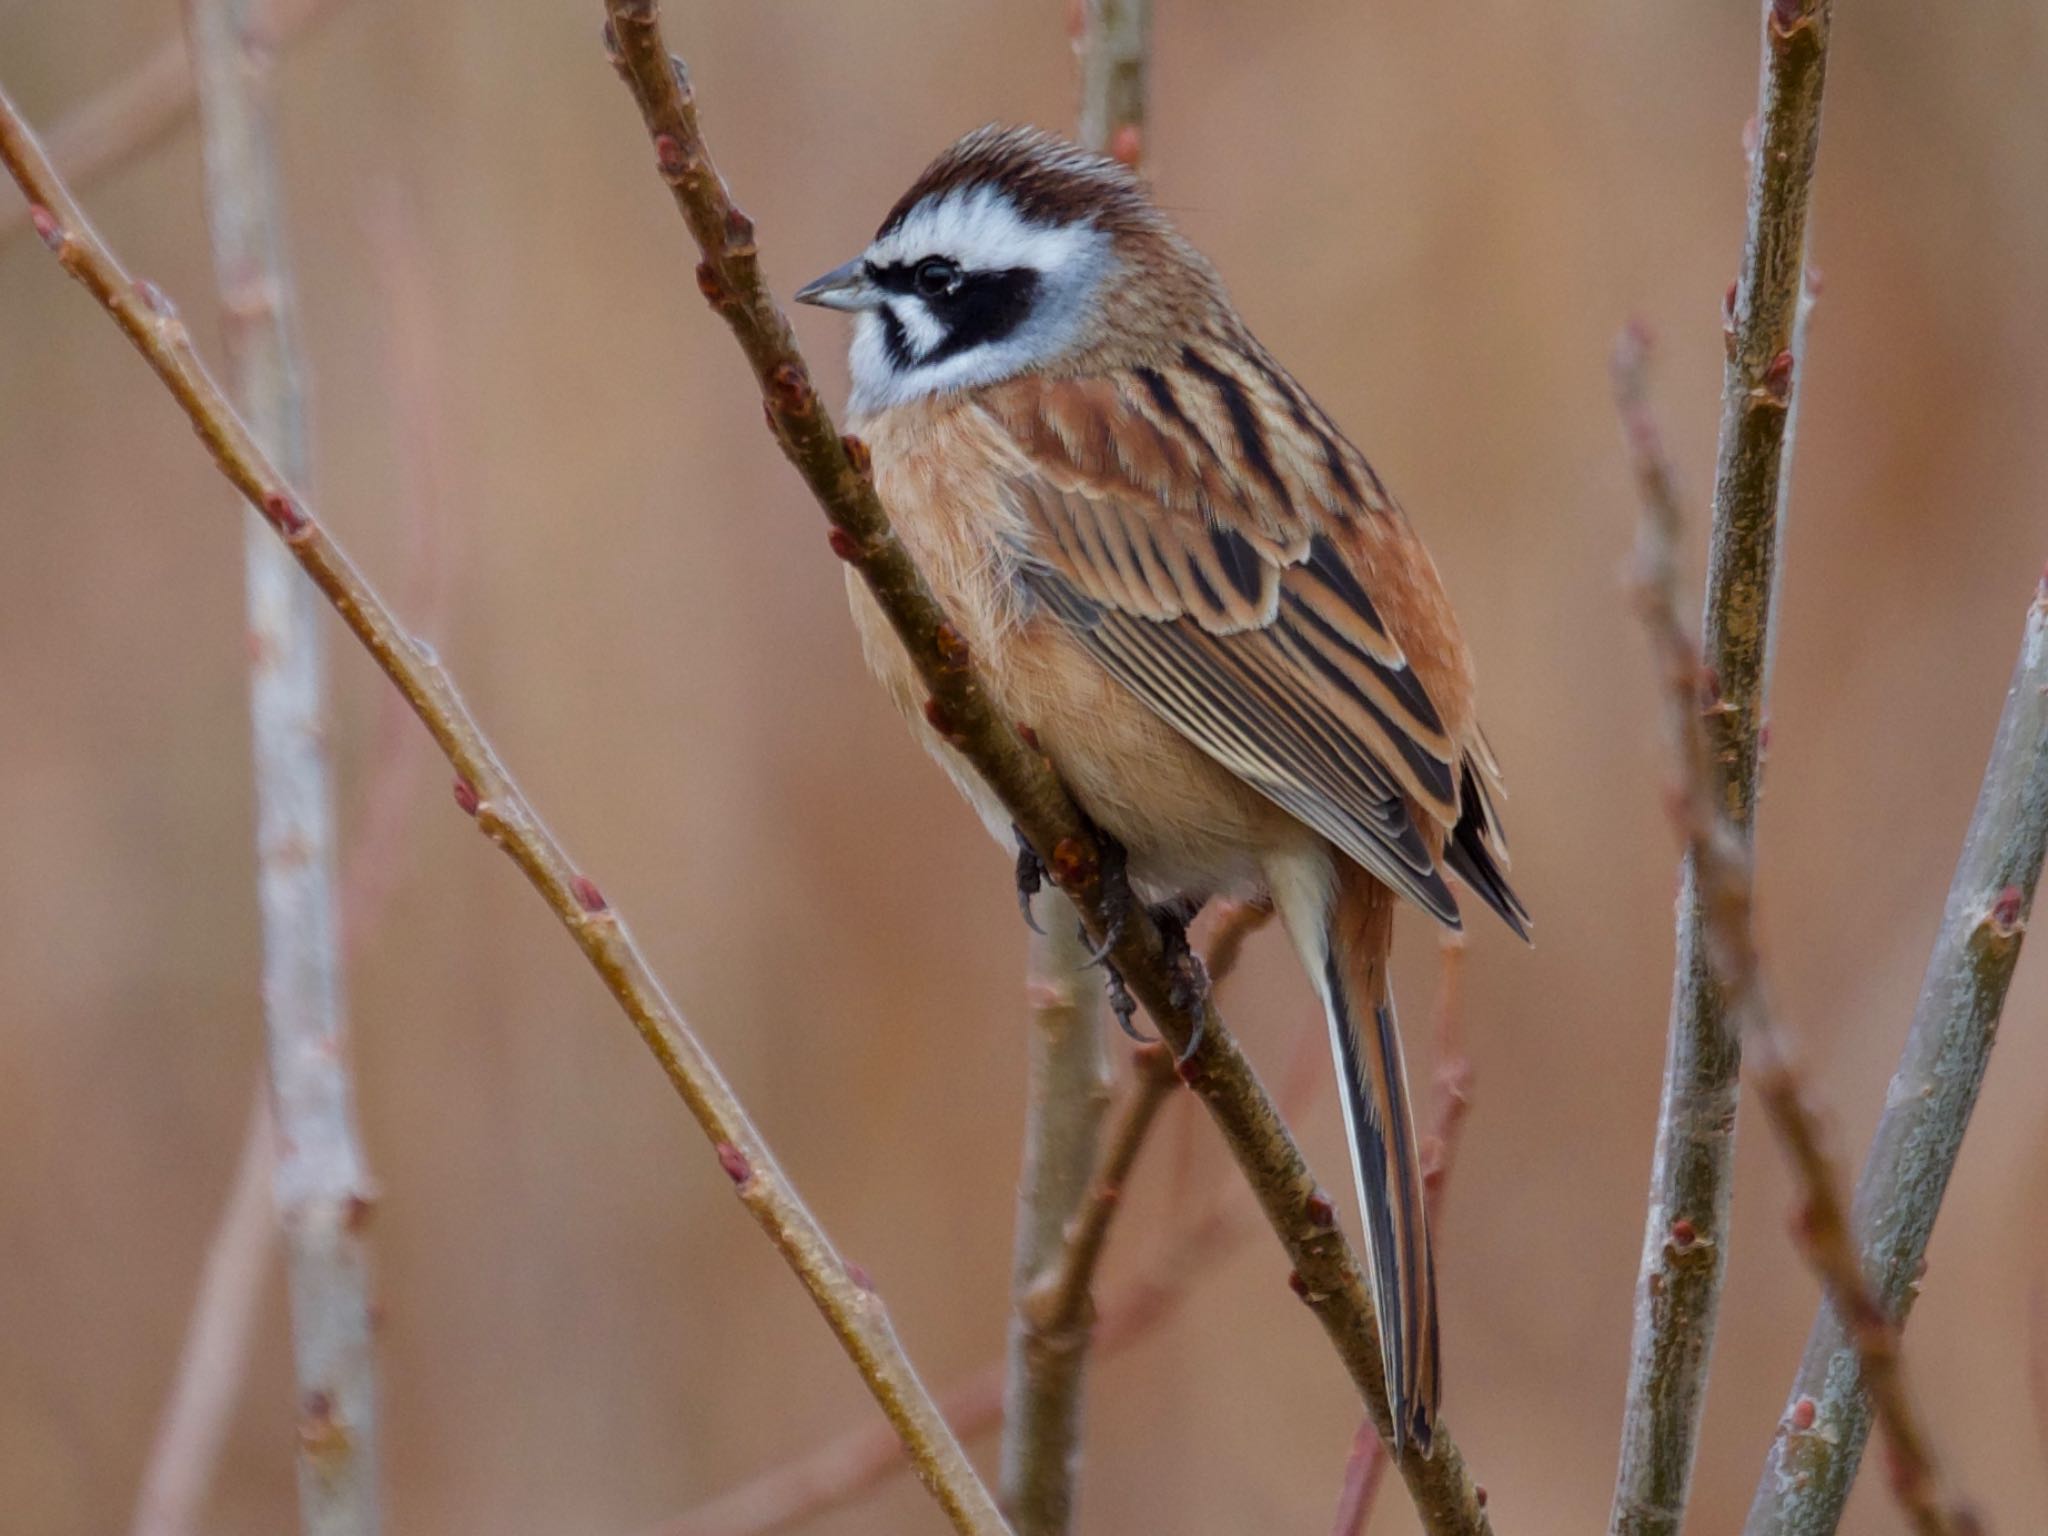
[597,11,1496,1529]
[1616,326,1978,1536]
[1743,575,2048,1535]
[999,904,1113,1536]
[181,1,379,1528]
[0,84,1012,1536]
[993,14,1154,1527]
[1073,0,1148,163]
[1610,5,1836,1532]
[0,0,353,247]
[128,1092,279,1536]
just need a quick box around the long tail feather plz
[1324,863,1440,1455]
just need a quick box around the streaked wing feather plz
[989,359,1502,928]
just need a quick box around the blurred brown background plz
[3,2,2045,1533]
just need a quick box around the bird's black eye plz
[913,257,962,299]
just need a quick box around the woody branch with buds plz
[1610,3,1835,1532]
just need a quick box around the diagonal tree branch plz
[1610,4,1836,1532]
[0,0,354,247]
[598,5,1495,1529]
[995,9,1153,1530]
[1616,325,1979,1536]
[1740,586,2047,1533]
[0,82,1009,1536]
[181,0,379,1528]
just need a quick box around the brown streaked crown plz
[877,125,1158,243]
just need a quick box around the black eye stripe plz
[866,265,1040,367]
[919,268,1040,364]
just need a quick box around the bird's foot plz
[1076,828,1134,968]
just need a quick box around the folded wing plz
[979,358,1526,935]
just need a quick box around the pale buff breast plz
[844,398,1302,899]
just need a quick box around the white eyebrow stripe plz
[868,186,1101,275]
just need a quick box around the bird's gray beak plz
[794,257,879,312]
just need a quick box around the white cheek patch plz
[845,186,1116,415]
[887,298,946,356]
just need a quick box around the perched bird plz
[797,125,1527,1453]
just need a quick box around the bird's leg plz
[1012,825,1046,934]
[1148,894,1211,1060]
[1146,897,1204,1064]
[1045,825,1151,1042]
[1147,893,1206,957]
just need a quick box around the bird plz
[795,124,1527,1454]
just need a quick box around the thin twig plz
[128,1092,279,1536]
[1331,938,1476,1536]
[0,84,1009,1536]
[1615,325,1977,1536]
[182,0,378,1527]
[0,0,353,246]
[1609,4,1837,1532]
[647,939,1311,1536]
[994,18,1155,1523]
[1072,0,1148,165]
[1741,587,2047,1535]
[598,10,1494,1527]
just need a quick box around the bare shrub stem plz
[1000,903,1113,1536]
[182,0,380,1527]
[1615,326,1978,1536]
[1610,5,1836,1532]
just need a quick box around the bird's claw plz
[1100,959,1151,1043]
[1013,827,1046,934]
